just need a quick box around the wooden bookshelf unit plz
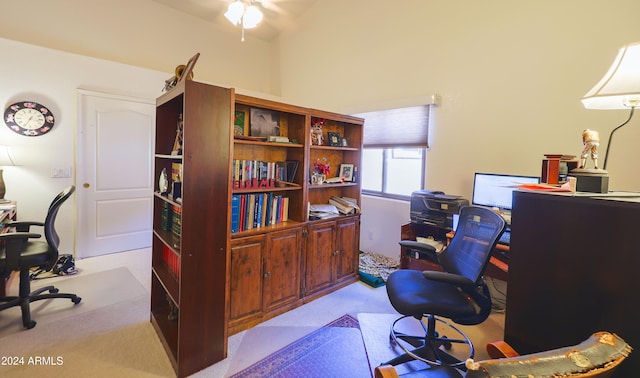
[151,80,363,376]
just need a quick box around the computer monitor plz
[471,172,540,211]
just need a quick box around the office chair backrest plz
[439,206,506,285]
[43,185,75,266]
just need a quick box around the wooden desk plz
[505,191,640,377]
[399,222,509,281]
[0,202,17,297]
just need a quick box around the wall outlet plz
[51,167,72,178]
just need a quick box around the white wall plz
[0,38,169,254]
[275,0,640,257]
[359,196,410,258]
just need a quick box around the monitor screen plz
[472,173,540,211]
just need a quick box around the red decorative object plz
[314,158,330,175]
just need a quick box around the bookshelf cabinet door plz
[335,216,359,283]
[263,227,302,312]
[229,235,265,324]
[304,221,337,296]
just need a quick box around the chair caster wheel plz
[25,321,37,329]
[72,297,82,304]
[441,336,452,350]
[50,288,59,294]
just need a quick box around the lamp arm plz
[603,107,635,171]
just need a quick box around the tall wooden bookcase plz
[151,80,232,377]
[151,80,363,376]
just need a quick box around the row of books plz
[162,244,181,279]
[161,202,182,248]
[232,159,299,189]
[231,193,289,233]
[232,159,280,189]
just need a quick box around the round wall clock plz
[4,101,55,136]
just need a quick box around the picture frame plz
[250,108,280,137]
[339,164,355,182]
[327,132,341,146]
[178,53,200,84]
[341,137,349,147]
[233,110,245,136]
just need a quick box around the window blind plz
[355,105,430,148]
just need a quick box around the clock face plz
[4,101,55,136]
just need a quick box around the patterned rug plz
[230,314,372,378]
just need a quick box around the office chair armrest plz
[0,232,42,240]
[0,232,42,269]
[6,221,45,232]
[399,241,438,262]
[423,270,475,288]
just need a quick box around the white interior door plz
[76,89,155,258]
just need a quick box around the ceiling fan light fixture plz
[224,0,244,25]
[242,5,263,29]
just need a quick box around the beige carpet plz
[0,267,174,377]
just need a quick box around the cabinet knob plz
[264,271,270,278]
[333,250,339,256]
[83,183,90,188]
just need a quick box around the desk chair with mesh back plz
[0,186,81,329]
[384,205,506,370]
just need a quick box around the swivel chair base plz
[385,314,475,368]
[0,269,81,329]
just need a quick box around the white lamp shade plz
[242,5,263,29]
[0,145,15,166]
[582,41,640,109]
[225,1,244,25]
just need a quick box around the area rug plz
[230,314,372,378]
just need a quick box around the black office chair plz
[0,185,81,329]
[384,205,506,369]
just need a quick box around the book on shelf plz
[232,159,277,189]
[231,193,290,234]
[162,244,180,279]
[328,196,360,215]
[231,194,241,234]
[171,204,182,248]
[309,203,340,220]
[171,162,183,182]
[161,202,172,231]
[268,135,289,143]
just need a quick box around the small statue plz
[579,129,600,169]
[311,119,324,146]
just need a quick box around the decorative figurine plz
[311,118,324,145]
[579,129,600,169]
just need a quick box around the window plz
[354,105,429,200]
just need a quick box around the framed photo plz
[327,132,341,146]
[250,108,280,137]
[233,110,245,136]
[341,137,348,147]
[339,164,355,182]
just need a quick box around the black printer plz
[410,190,469,230]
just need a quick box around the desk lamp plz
[575,42,640,192]
[0,145,15,199]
